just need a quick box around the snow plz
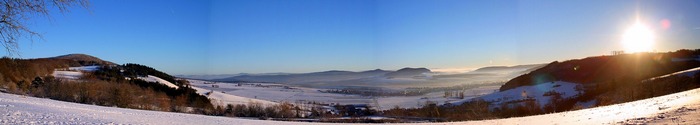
[51,71,83,79]
[187,80,499,110]
[3,86,700,124]
[138,75,179,89]
[14,65,700,124]
[68,66,100,72]
[0,93,309,125]
[377,86,498,110]
[51,66,101,79]
[456,81,581,106]
[623,105,700,124]
[189,85,277,106]
[188,80,374,105]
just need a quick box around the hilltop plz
[48,53,117,66]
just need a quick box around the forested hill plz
[501,49,700,91]
[0,54,215,115]
[47,53,117,66]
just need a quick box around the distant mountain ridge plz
[471,64,545,73]
[215,69,392,84]
[211,64,543,86]
[384,67,431,78]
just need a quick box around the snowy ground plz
[3,86,700,124]
[138,75,180,89]
[51,66,100,79]
[0,92,308,125]
[187,80,499,110]
[622,104,700,124]
[452,81,581,107]
[68,66,100,72]
[189,85,277,106]
[51,71,83,79]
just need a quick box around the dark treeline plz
[213,102,310,120]
[0,57,80,86]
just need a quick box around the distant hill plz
[211,65,542,88]
[175,74,244,80]
[215,68,437,84]
[214,69,392,84]
[48,54,117,66]
[471,64,545,74]
[384,67,431,78]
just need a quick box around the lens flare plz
[622,21,655,53]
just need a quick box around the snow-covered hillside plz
[0,92,305,125]
[2,86,700,124]
[138,75,180,89]
[52,66,100,79]
[454,81,581,106]
[51,71,83,79]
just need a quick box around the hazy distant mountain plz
[214,69,392,84]
[470,64,545,74]
[47,53,117,66]
[175,74,244,80]
[384,67,431,78]
[211,64,544,88]
[432,64,545,79]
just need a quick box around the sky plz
[6,0,700,75]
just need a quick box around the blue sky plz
[8,0,700,75]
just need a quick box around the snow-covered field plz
[189,85,277,106]
[2,86,700,124]
[454,81,581,106]
[0,92,308,125]
[187,80,499,110]
[188,80,375,106]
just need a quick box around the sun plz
[621,21,655,53]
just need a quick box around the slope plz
[48,54,117,66]
[3,86,700,124]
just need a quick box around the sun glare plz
[622,21,655,53]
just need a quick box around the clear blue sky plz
[7,0,700,75]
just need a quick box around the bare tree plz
[0,0,89,55]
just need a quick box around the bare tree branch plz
[0,0,89,56]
